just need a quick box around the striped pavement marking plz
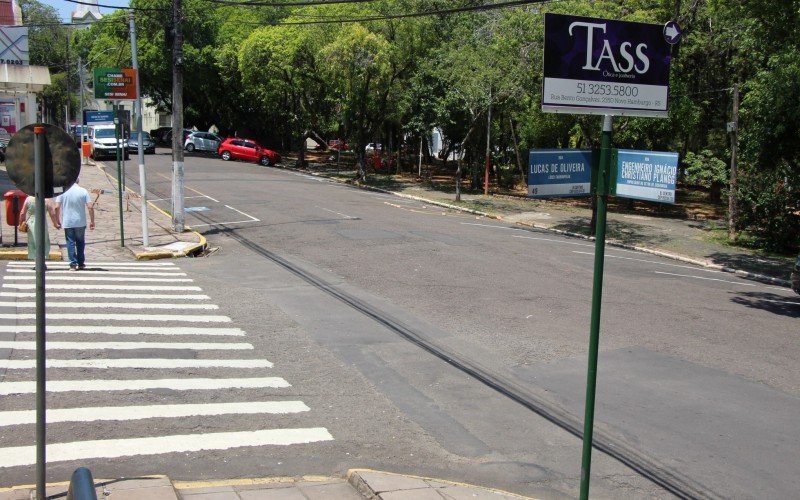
[0,377,291,395]
[0,292,211,300]
[0,358,273,369]
[7,261,178,267]
[7,269,187,276]
[0,313,231,322]
[0,341,254,351]
[4,276,193,283]
[0,428,334,468]
[0,325,246,336]
[3,284,203,291]
[0,401,310,426]
[0,301,219,310]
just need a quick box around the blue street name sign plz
[528,149,593,198]
[611,149,679,203]
[84,110,115,126]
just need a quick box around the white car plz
[185,132,223,153]
[89,125,129,160]
[365,142,382,154]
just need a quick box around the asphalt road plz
[3,150,797,499]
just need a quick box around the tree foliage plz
[27,0,800,251]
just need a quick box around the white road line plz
[572,250,725,274]
[0,377,289,395]
[4,276,193,283]
[7,262,177,267]
[190,219,258,228]
[653,271,759,286]
[0,428,333,468]
[0,313,230,322]
[7,266,182,272]
[8,269,187,276]
[3,284,202,291]
[0,358,272,369]
[0,292,210,300]
[0,301,218,310]
[0,401,309,427]
[0,326,245,336]
[0,341,254,351]
[317,206,357,219]
[512,234,595,248]
[224,205,260,221]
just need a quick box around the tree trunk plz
[509,116,525,188]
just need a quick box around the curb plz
[276,164,791,288]
[94,161,208,261]
[346,468,533,499]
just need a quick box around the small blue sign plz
[528,149,593,198]
[613,149,678,203]
[84,110,114,126]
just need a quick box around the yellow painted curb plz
[172,475,333,489]
[0,249,63,261]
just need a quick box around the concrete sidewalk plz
[0,470,531,500]
[0,159,206,262]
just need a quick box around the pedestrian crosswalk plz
[0,261,334,471]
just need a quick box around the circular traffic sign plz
[6,123,81,197]
[663,21,682,45]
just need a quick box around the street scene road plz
[2,150,784,499]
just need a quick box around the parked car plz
[217,138,281,166]
[328,139,348,151]
[791,254,800,295]
[127,131,156,154]
[149,126,172,145]
[365,142,382,154]
[185,131,222,153]
[89,124,129,160]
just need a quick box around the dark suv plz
[791,254,800,295]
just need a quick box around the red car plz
[217,138,281,166]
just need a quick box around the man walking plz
[55,179,95,270]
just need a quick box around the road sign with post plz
[540,13,678,499]
[542,13,673,118]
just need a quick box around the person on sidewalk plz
[19,196,60,263]
[55,179,95,271]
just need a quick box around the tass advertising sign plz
[542,13,672,117]
[528,149,593,198]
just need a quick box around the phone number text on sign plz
[544,78,667,113]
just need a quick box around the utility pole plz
[130,11,149,247]
[171,0,185,232]
[728,83,739,241]
[484,87,492,196]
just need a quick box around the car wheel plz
[221,151,231,161]
[260,156,271,166]
[186,143,195,152]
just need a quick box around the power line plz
[202,0,377,6]
[63,0,168,12]
[205,0,556,24]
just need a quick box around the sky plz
[41,0,131,23]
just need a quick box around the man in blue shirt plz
[55,179,95,270]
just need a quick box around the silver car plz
[184,132,222,153]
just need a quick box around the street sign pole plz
[113,105,124,246]
[579,114,613,500]
[33,125,46,500]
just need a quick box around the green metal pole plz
[114,104,124,246]
[579,114,613,500]
[33,125,46,500]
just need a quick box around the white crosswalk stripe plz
[0,262,333,469]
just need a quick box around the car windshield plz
[94,129,116,138]
[132,132,151,140]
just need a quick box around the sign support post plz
[579,114,612,499]
[33,125,46,500]
[113,104,124,246]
